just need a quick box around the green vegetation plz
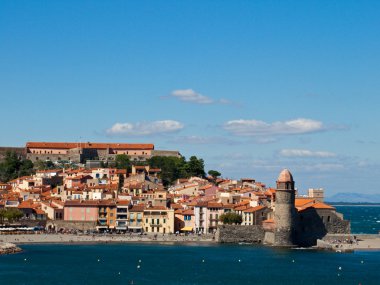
[0,208,24,224]
[115,154,131,171]
[208,170,221,179]
[34,160,55,170]
[148,155,205,186]
[219,212,242,225]
[0,151,34,182]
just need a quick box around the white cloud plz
[171,89,213,104]
[302,163,344,172]
[106,120,184,136]
[279,149,336,158]
[223,118,324,136]
[169,89,230,105]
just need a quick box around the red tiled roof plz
[26,142,154,150]
[243,205,266,213]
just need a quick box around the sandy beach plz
[0,233,216,245]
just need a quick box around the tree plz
[0,208,6,224]
[208,170,221,179]
[115,154,131,171]
[2,208,23,223]
[0,151,34,182]
[148,156,189,186]
[219,212,242,225]
[186,156,205,178]
[34,160,54,171]
[118,174,124,193]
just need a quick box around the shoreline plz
[1,233,380,252]
[0,233,216,246]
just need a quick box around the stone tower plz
[274,169,296,246]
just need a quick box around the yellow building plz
[143,206,174,234]
[97,200,117,230]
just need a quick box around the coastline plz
[0,242,22,255]
[316,234,380,252]
[0,233,216,245]
[1,233,380,252]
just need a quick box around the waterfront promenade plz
[0,233,215,244]
[1,232,380,252]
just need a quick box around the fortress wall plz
[0,147,26,161]
[217,225,265,243]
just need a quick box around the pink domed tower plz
[274,169,296,246]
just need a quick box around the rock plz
[0,242,22,255]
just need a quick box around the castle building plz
[274,169,296,246]
[24,142,181,163]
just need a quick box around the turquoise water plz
[335,205,380,234]
[0,205,380,285]
[0,243,379,285]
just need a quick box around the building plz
[143,206,174,234]
[115,200,130,231]
[265,169,350,247]
[242,205,270,226]
[64,201,99,222]
[174,209,195,233]
[273,169,297,246]
[307,188,324,202]
[26,142,155,163]
[128,204,145,232]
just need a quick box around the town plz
[0,141,350,247]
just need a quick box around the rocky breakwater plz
[0,242,22,255]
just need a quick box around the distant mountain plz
[326,192,380,203]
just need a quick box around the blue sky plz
[1,0,379,195]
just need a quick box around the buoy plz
[97,259,100,262]
[139,259,142,263]
[338,267,342,270]
[361,261,364,264]
[238,259,241,262]
[137,265,141,269]
[118,272,121,275]
[24,258,27,261]
[202,259,205,263]
[292,260,295,263]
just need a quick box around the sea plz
[0,205,379,285]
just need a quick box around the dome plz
[277,169,294,183]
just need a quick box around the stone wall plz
[217,225,265,243]
[151,150,181,158]
[295,208,350,247]
[0,147,25,161]
[46,220,97,231]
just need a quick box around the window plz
[163,219,166,224]
[327,216,331,222]
[156,218,159,224]
[151,219,154,224]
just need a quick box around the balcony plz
[116,216,128,221]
